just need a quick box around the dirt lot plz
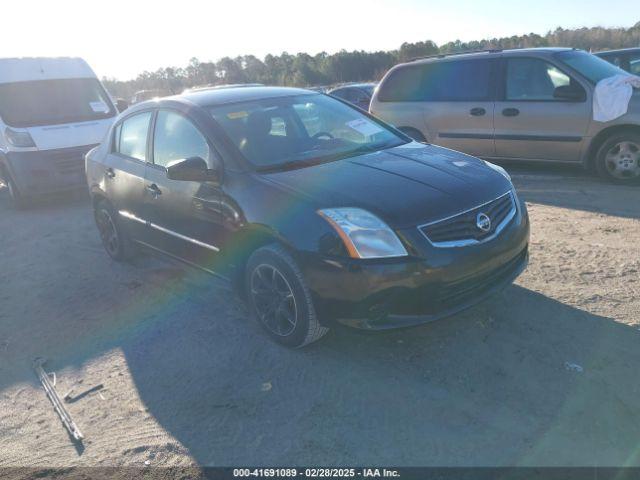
[0,166,639,468]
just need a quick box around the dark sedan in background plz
[86,86,529,347]
[596,47,640,75]
[328,83,377,110]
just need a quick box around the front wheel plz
[2,174,29,209]
[594,132,640,184]
[245,244,328,348]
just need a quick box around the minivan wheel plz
[245,244,328,348]
[595,132,640,184]
[94,200,135,261]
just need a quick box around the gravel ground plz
[0,167,639,468]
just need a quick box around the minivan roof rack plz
[408,49,503,62]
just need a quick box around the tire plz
[93,199,135,261]
[398,127,427,143]
[245,244,328,348]
[594,131,640,184]
[2,172,29,209]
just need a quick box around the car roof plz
[595,47,640,55]
[140,86,317,109]
[407,47,575,65]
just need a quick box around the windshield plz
[209,93,407,170]
[555,50,629,84]
[0,78,115,128]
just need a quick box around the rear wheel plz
[94,199,135,261]
[595,131,640,184]
[245,244,328,348]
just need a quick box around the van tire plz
[245,244,328,348]
[594,131,640,184]
[2,172,28,209]
[398,127,427,143]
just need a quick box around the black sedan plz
[86,87,529,347]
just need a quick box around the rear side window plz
[378,60,493,102]
[153,110,210,168]
[115,111,152,161]
[378,65,425,102]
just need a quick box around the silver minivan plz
[370,48,640,183]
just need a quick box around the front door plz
[142,109,223,272]
[422,58,497,158]
[493,57,591,162]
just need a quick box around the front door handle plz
[470,107,486,116]
[502,108,520,117]
[105,167,115,179]
[146,184,162,197]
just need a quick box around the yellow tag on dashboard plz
[227,111,248,120]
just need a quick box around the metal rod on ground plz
[33,357,84,441]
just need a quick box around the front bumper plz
[300,199,530,330]
[2,145,97,196]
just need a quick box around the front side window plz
[153,110,210,168]
[116,111,152,161]
[506,58,572,101]
[377,65,425,102]
[0,78,115,128]
[209,94,406,169]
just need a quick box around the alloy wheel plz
[605,141,640,179]
[95,208,120,257]
[250,264,298,336]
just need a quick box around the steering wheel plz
[311,131,334,140]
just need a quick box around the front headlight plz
[5,127,35,148]
[318,207,408,259]
[484,161,511,181]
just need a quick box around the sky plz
[0,0,636,80]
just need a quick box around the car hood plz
[260,142,513,228]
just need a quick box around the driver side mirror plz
[166,156,220,183]
[553,85,585,102]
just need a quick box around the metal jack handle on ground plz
[33,357,84,442]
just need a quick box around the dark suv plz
[86,87,529,347]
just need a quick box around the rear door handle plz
[105,168,115,179]
[470,107,486,116]
[146,184,162,197]
[502,108,520,117]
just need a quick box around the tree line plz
[104,22,640,99]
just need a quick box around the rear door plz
[493,56,591,162]
[141,109,223,270]
[103,110,153,240]
[420,58,497,157]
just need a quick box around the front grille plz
[419,191,516,247]
[437,248,528,308]
[44,145,97,175]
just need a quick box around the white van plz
[0,57,118,206]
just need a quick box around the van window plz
[378,60,492,102]
[0,78,115,128]
[153,110,210,168]
[423,60,492,101]
[116,112,152,161]
[506,58,571,101]
[377,65,425,102]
